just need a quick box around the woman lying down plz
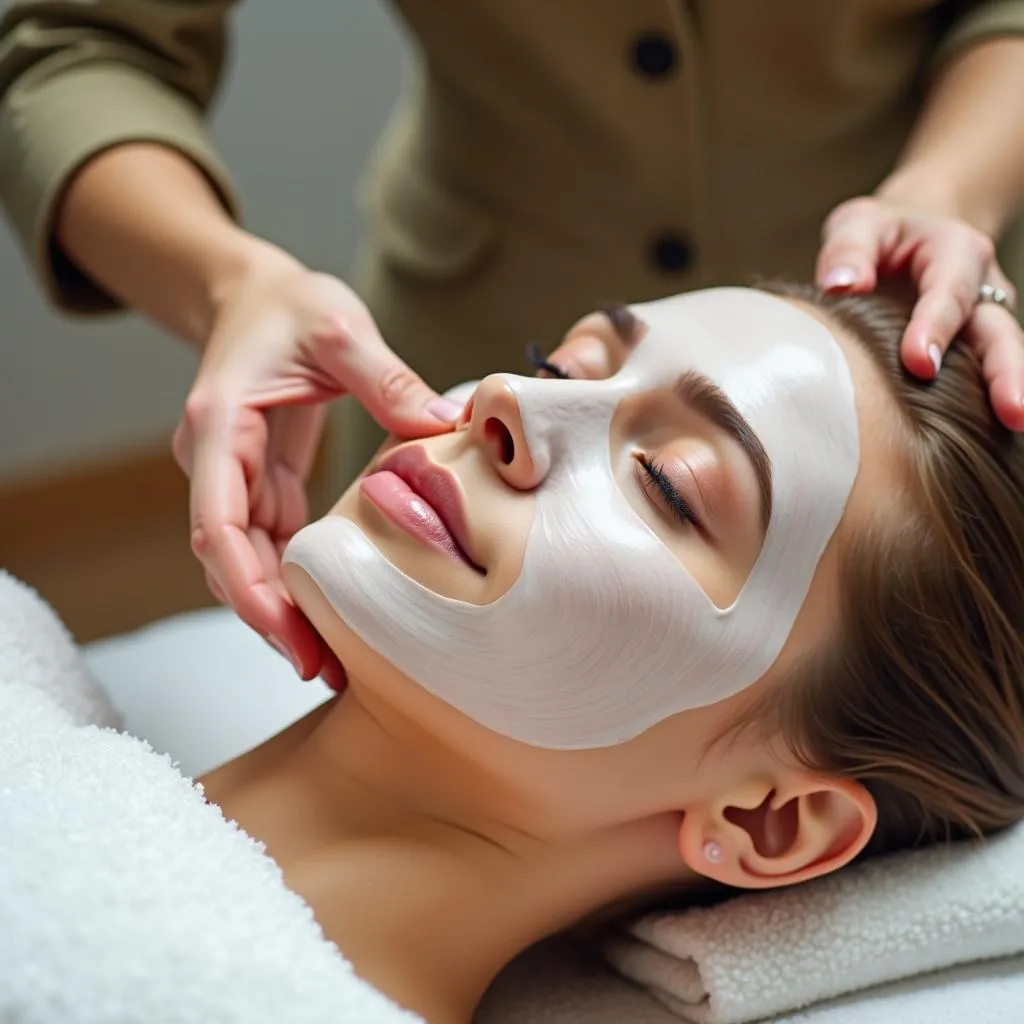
[199,282,1024,1024]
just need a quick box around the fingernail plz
[822,267,859,290]
[426,397,463,423]
[928,344,943,376]
[267,636,302,676]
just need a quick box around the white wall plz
[0,1,409,481]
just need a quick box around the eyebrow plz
[674,370,773,532]
[601,304,642,347]
[600,306,773,531]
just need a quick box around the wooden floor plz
[0,430,336,643]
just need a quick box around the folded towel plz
[0,571,421,1024]
[601,807,1024,1023]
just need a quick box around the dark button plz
[632,33,677,78]
[651,233,695,273]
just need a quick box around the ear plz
[677,772,877,890]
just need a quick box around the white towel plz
[601,802,1024,1023]
[4,568,1022,1024]
[0,570,422,1024]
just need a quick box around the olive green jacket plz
[2,0,1023,401]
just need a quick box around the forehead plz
[620,288,851,416]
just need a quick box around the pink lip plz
[359,445,484,573]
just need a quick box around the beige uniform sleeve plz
[936,0,1024,64]
[0,0,242,312]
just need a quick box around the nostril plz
[484,417,515,465]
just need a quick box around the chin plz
[281,560,511,757]
[281,561,423,699]
[282,562,366,667]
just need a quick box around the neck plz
[221,677,698,1023]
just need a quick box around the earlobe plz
[678,775,877,890]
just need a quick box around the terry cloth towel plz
[601,815,1024,1023]
[0,570,421,1024]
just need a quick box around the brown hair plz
[755,282,1024,858]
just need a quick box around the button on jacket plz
[2,1,1023,472]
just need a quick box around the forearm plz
[55,143,299,346]
[877,37,1024,237]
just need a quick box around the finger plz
[233,522,327,678]
[171,419,192,475]
[901,236,990,379]
[318,648,348,693]
[264,463,308,547]
[186,406,311,663]
[249,527,290,602]
[259,615,326,682]
[316,318,461,437]
[816,198,884,293]
[987,263,1018,310]
[204,570,227,605]
[260,405,321,541]
[963,304,1024,431]
[267,404,326,483]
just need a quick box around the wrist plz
[199,228,304,341]
[876,163,1009,239]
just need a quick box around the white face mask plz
[285,289,860,749]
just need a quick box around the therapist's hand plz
[816,194,1024,432]
[172,253,462,690]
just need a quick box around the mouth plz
[359,445,486,575]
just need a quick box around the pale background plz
[0,0,410,483]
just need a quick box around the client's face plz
[284,288,901,770]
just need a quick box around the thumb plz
[319,319,462,437]
[816,198,884,293]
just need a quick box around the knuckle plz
[951,282,979,320]
[844,195,879,218]
[170,426,188,470]
[948,223,995,265]
[825,196,875,232]
[972,230,996,264]
[312,312,354,349]
[182,389,218,433]
[190,524,214,560]
[377,365,424,404]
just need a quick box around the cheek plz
[764,534,843,678]
[673,548,747,609]
[470,493,536,602]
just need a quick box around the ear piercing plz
[703,840,724,864]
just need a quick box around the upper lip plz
[374,445,484,573]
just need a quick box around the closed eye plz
[525,343,573,379]
[635,454,701,529]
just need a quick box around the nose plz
[467,375,548,490]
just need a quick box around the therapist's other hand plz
[816,194,1024,432]
[172,252,462,689]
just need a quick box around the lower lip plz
[360,470,469,567]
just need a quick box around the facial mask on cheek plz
[285,289,860,749]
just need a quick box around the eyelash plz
[637,455,701,529]
[527,345,698,529]
[526,343,572,380]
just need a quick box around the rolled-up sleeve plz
[935,1,1024,65]
[0,1,242,312]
